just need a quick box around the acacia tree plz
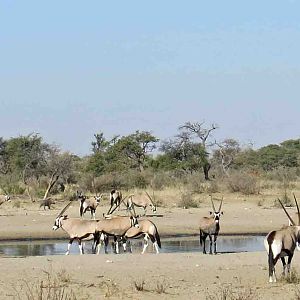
[5,134,49,201]
[113,131,159,172]
[160,133,207,173]
[179,121,218,180]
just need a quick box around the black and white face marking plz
[152,205,157,213]
[212,211,223,223]
[94,195,101,203]
[5,195,10,202]
[130,216,139,228]
[52,216,64,230]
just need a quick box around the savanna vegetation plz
[0,121,299,207]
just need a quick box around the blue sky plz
[1,1,299,155]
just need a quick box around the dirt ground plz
[0,195,300,299]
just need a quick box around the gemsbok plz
[123,219,161,254]
[52,202,100,255]
[107,190,122,215]
[77,192,102,219]
[93,213,139,254]
[98,218,161,254]
[122,192,157,216]
[199,196,223,254]
[264,195,300,283]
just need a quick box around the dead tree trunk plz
[43,173,59,200]
[203,162,211,180]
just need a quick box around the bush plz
[207,180,220,194]
[92,173,122,192]
[264,167,299,182]
[123,171,148,189]
[274,192,294,208]
[226,172,259,195]
[178,192,198,208]
[150,172,173,190]
[186,174,206,194]
[3,184,25,195]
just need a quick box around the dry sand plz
[0,198,299,299]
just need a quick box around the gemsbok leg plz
[142,234,149,254]
[213,235,217,254]
[66,238,75,255]
[208,235,213,254]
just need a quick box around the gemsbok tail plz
[155,227,161,249]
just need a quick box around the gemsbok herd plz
[1,188,300,283]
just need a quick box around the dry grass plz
[281,269,300,284]
[155,280,167,294]
[12,269,77,300]
[133,279,145,291]
[206,285,256,300]
[178,192,199,208]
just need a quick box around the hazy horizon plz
[1,1,299,156]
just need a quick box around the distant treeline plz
[0,122,299,200]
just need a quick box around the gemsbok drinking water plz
[199,196,223,254]
[264,195,300,283]
[93,213,139,254]
[122,191,157,216]
[97,218,161,254]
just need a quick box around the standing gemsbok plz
[52,202,100,255]
[264,195,300,283]
[199,196,223,254]
[107,190,122,215]
[77,191,102,219]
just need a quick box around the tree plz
[87,133,110,176]
[113,131,159,172]
[0,137,9,175]
[5,134,50,201]
[179,121,218,180]
[42,148,74,199]
[91,133,110,154]
[213,139,240,176]
[159,133,208,173]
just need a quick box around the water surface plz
[0,235,265,256]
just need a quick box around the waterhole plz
[0,235,265,256]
